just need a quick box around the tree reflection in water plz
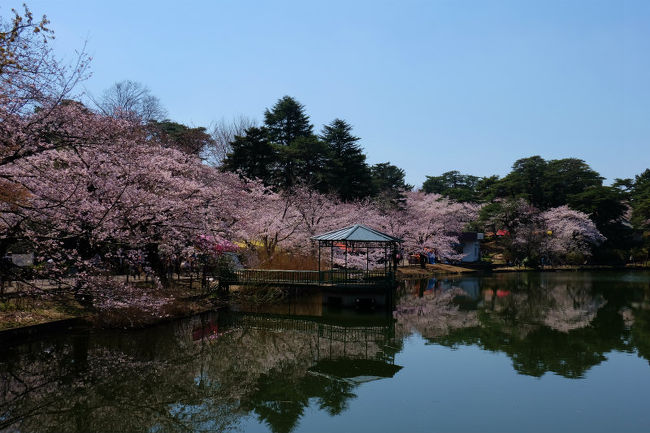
[0,309,399,433]
[2,272,650,432]
[397,272,646,379]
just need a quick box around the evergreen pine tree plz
[264,96,313,146]
[281,135,330,192]
[262,96,320,189]
[370,162,413,209]
[222,126,276,184]
[320,119,372,201]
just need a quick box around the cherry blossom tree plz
[1,6,92,287]
[232,183,303,260]
[1,5,90,159]
[287,186,381,246]
[231,186,485,267]
[1,91,260,299]
[394,191,481,260]
[480,200,605,265]
[540,205,605,263]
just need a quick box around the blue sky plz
[3,0,649,187]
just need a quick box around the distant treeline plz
[221,97,649,264]
[422,159,650,264]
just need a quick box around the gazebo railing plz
[318,269,390,285]
[225,269,392,287]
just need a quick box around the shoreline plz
[396,263,649,279]
[396,263,477,279]
[3,265,649,336]
[0,293,221,340]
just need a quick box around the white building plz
[459,233,484,263]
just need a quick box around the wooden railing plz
[223,269,393,287]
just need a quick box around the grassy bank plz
[0,296,86,331]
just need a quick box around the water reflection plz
[1,271,650,432]
[1,307,398,432]
[398,272,645,379]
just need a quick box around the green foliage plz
[276,135,330,191]
[264,96,313,146]
[148,120,213,156]
[422,172,503,202]
[424,156,644,264]
[626,169,650,229]
[497,156,603,209]
[222,96,409,205]
[611,170,650,264]
[0,300,18,312]
[223,94,647,265]
[474,175,503,201]
[567,185,634,258]
[499,155,548,206]
[370,162,413,208]
[422,171,480,202]
[567,186,626,229]
[263,96,318,189]
[521,255,541,268]
[542,158,603,207]
[222,126,276,183]
[320,119,373,200]
[225,96,331,191]
[422,157,604,208]
[565,251,586,265]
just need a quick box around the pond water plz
[2,271,650,432]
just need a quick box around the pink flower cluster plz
[195,234,239,257]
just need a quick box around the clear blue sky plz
[3,0,649,187]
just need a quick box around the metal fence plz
[225,269,393,287]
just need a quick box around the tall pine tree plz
[222,126,276,184]
[370,162,413,209]
[264,96,313,146]
[320,119,372,201]
[263,96,320,189]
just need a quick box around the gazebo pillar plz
[344,241,348,285]
[366,245,369,277]
[330,242,334,283]
[318,241,322,283]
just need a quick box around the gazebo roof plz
[311,224,402,243]
[308,359,403,383]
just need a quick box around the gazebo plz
[311,224,402,286]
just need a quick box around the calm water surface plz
[2,271,650,432]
